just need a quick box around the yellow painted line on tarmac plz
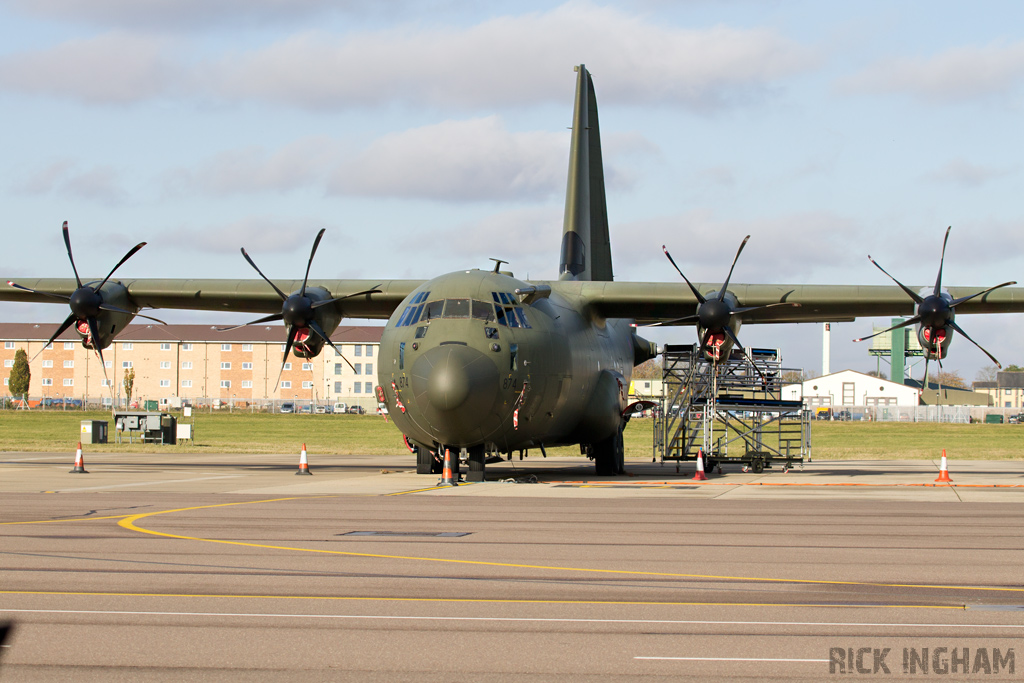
[386,483,477,496]
[1,513,135,525]
[0,590,964,609]
[117,499,1024,595]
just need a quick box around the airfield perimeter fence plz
[1,396,383,414]
[827,405,1023,424]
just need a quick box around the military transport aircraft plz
[4,65,1024,479]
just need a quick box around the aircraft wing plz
[562,281,1024,324]
[0,278,423,319]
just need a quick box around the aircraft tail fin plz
[559,64,613,282]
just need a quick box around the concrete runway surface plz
[2,451,1023,681]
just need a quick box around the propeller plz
[853,226,1015,391]
[223,228,381,390]
[661,235,800,362]
[7,221,165,389]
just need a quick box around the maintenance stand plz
[655,344,810,473]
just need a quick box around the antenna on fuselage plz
[489,258,508,274]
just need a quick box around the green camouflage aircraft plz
[4,65,1024,479]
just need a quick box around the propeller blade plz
[718,235,750,301]
[722,325,744,355]
[642,314,700,327]
[852,315,921,343]
[274,326,300,391]
[6,281,71,302]
[62,221,83,288]
[96,303,166,324]
[934,226,951,296]
[947,320,1002,368]
[662,245,707,305]
[732,302,802,316]
[867,256,924,305]
[920,358,930,395]
[216,313,284,332]
[309,320,356,371]
[300,228,326,297]
[95,242,147,291]
[310,287,384,309]
[241,248,289,301]
[28,313,77,363]
[949,281,1017,308]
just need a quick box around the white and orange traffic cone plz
[70,442,88,474]
[296,443,312,475]
[438,448,458,486]
[935,449,952,483]
[693,450,708,481]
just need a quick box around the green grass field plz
[0,409,1021,459]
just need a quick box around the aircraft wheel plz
[592,426,624,476]
[416,446,442,475]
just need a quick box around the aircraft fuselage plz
[378,269,636,457]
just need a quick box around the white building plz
[783,369,920,409]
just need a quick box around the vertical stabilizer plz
[559,64,613,282]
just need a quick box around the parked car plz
[347,405,366,415]
[332,402,347,414]
[314,405,327,414]
[280,402,294,414]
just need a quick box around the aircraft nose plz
[410,344,499,441]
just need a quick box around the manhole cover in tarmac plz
[339,531,470,538]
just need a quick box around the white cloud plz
[329,116,570,201]
[839,40,1024,102]
[0,3,816,110]
[158,216,324,255]
[0,32,175,104]
[14,160,127,204]
[925,158,1014,188]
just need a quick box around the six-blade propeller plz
[222,228,381,390]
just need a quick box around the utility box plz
[113,411,177,444]
[80,420,108,444]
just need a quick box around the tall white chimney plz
[822,323,831,376]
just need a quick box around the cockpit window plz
[472,300,495,321]
[443,298,470,318]
[423,300,444,320]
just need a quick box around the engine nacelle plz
[75,281,136,350]
[917,323,953,361]
[696,290,742,361]
[289,286,342,359]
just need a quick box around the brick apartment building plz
[1,323,384,409]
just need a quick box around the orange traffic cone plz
[438,448,458,486]
[935,449,952,483]
[693,450,708,481]
[296,443,312,475]
[70,442,87,474]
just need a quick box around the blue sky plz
[2,0,1024,381]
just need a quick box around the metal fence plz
[819,405,1022,424]
[1,395,384,415]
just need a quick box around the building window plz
[334,363,342,375]
[42,360,53,368]
[104,360,112,368]
[242,362,253,370]
[242,344,253,352]
[63,360,74,368]
[182,343,192,351]
[221,344,232,351]
[354,363,362,375]
[3,360,12,368]
[241,380,252,388]
[281,343,287,352]
[160,343,171,351]
[365,345,373,357]
[159,379,170,388]
[220,380,231,388]
[182,361,193,370]
[284,363,292,371]
[354,346,362,357]
[335,347,343,357]
[365,363,373,375]
[281,381,291,389]
[1006,389,1012,396]
[4,342,13,349]
[334,382,342,393]
[101,379,111,387]
[160,361,171,369]
[63,378,74,386]
[122,343,133,350]
[122,361,133,368]
[353,383,361,393]
[3,378,7,385]
[41,378,53,386]
[64,342,75,350]
[302,381,313,389]
[302,363,313,371]
[44,343,53,350]
[221,362,231,370]
[181,380,192,388]
[364,382,372,394]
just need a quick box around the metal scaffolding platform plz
[655,344,810,473]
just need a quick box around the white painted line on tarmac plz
[636,657,827,662]
[53,475,245,492]
[2,609,1024,631]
